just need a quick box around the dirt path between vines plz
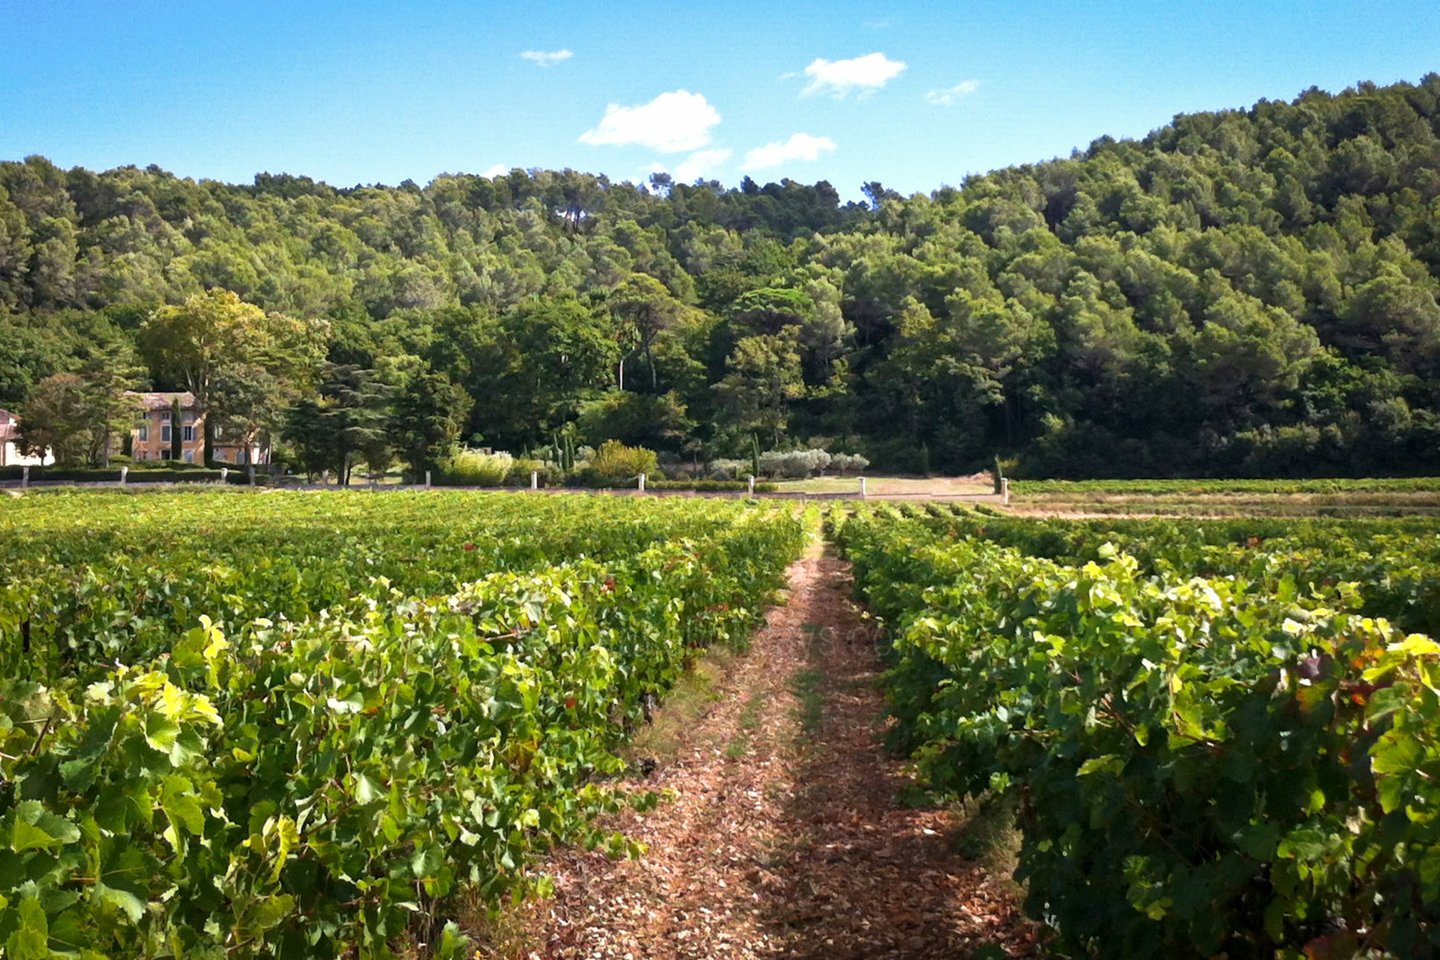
[508,542,1040,959]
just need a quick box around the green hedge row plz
[836,509,1440,958]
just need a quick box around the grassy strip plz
[725,686,769,759]
[1009,501,1440,518]
[1013,476,1440,496]
[789,667,825,739]
[629,652,733,765]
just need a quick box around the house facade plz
[213,425,267,466]
[128,392,204,463]
[0,408,54,467]
[124,392,268,465]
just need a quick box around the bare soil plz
[508,543,1039,959]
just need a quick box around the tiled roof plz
[127,391,197,411]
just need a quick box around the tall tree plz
[17,357,140,467]
[392,370,471,482]
[608,273,683,392]
[714,332,804,447]
[282,362,390,485]
[486,298,619,446]
[139,289,324,464]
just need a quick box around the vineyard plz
[6,488,1440,958]
[0,491,807,958]
[834,504,1440,957]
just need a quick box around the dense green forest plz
[4,75,1440,476]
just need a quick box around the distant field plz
[1012,477,1440,495]
[1006,477,1440,518]
[771,475,993,496]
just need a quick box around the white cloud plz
[659,148,733,183]
[926,80,980,106]
[579,90,721,153]
[801,52,906,98]
[520,49,573,67]
[742,133,837,171]
[481,163,510,178]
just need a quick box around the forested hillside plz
[4,75,1440,476]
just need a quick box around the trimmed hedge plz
[647,479,778,493]
[0,464,232,484]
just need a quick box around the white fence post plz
[859,476,867,499]
[747,475,755,496]
[120,466,128,485]
[425,470,432,490]
[21,466,29,489]
[638,473,646,493]
[1001,477,1010,506]
[530,470,538,491]
[220,467,228,483]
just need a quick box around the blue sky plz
[3,1,1438,200]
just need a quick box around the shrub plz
[436,449,513,487]
[503,458,565,487]
[830,453,870,475]
[589,441,660,485]
[759,449,831,479]
[708,458,747,481]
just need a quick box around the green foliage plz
[0,491,807,957]
[139,289,324,462]
[16,341,142,467]
[576,391,692,452]
[283,362,392,484]
[586,440,660,485]
[5,76,1440,472]
[392,370,471,481]
[838,509,1440,956]
[436,448,514,487]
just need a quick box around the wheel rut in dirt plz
[516,542,1038,959]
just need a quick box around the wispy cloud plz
[800,52,906,98]
[743,133,837,171]
[481,163,511,178]
[520,49,573,67]
[580,90,721,153]
[670,148,734,182]
[926,80,980,106]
